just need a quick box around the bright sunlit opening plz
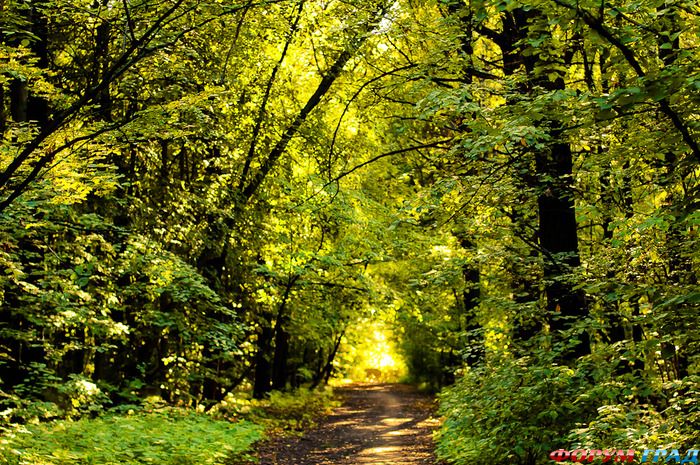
[334,319,408,384]
[368,330,398,370]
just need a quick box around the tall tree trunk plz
[271,276,298,391]
[9,0,50,127]
[653,4,689,380]
[1,0,47,127]
[0,84,6,133]
[9,80,28,123]
[321,331,344,387]
[94,0,112,121]
[27,1,49,127]
[448,4,484,369]
[535,134,589,360]
[252,310,274,399]
[0,0,52,396]
[456,234,483,367]
[500,8,589,360]
[599,162,645,375]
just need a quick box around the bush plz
[436,356,594,465]
[567,375,700,453]
[436,350,699,465]
[0,411,263,465]
[212,387,338,434]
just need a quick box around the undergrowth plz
[0,411,262,465]
[0,387,337,465]
[213,387,339,434]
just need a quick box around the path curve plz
[258,383,441,465]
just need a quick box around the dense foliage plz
[0,0,698,464]
[1,414,262,465]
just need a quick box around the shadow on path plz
[257,383,441,465]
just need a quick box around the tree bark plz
[0,84,6,133]
[271,276,299,391]
[252,310,274,399]
[457,235,483,367]
[496,8,590,360]
[535,135,589,360]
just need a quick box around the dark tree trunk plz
[94,0,112,121]
[500,8,589,361]
[9,1,50,127]
[27,1,49,128]
[271,324,290,391]
[312,331,344,389]
[535,137,589,360]
[0,84,6,133]
[656,6,690,381]
[599,162,645,375]
[456,235,483,367]
[446,5,484,369]
[253,311,274,398]
[0,1,53,393]
[322,332,344,385]
[312,348,325,387]
[271,276,298,391]
[9,80,28,123]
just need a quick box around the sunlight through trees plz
[1,0,698,463]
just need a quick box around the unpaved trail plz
[257,384,441,465]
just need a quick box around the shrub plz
[436,356,593,465]
[0,410,263,465]
[212,387,338,434]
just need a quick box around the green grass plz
[0,411,263,465]
[209,387,339,434]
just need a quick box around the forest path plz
[257,383,441,465]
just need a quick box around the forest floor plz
[257,383,442,465]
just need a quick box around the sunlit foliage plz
[0,0,698,463]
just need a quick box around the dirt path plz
[257,384,441,465]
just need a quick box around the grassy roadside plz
[0,388,337,465]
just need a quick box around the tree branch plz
[549,0,700,161]
[240,4,391,202]
[238,0,305,191]
[326,64,417,180]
